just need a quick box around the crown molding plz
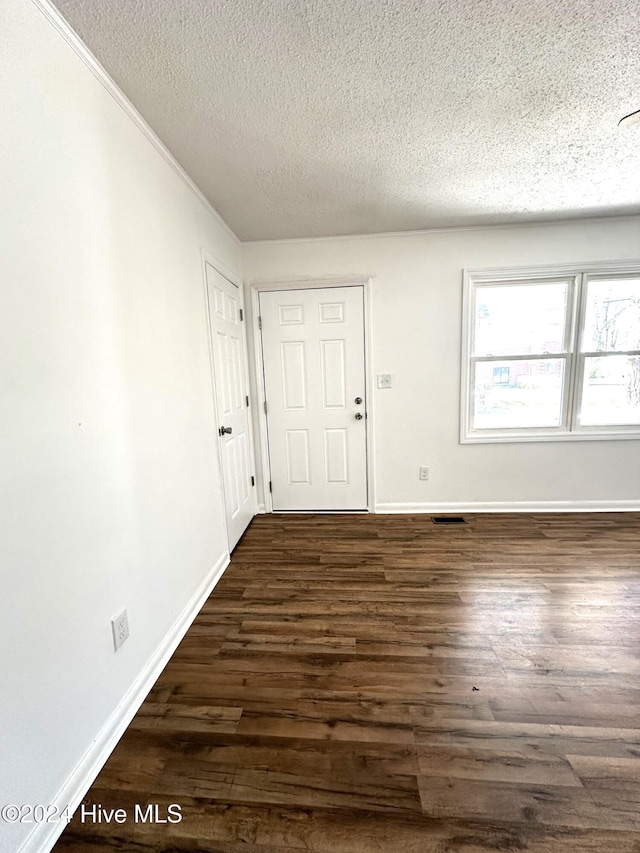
[243,212,640,247]
[29,0,240,247]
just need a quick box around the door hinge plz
[246,395,249,407]
[239,308,243,321]
[258,316,262,330]
[269,481,272,493]
[264,400,268,415]
[251,475,255,486]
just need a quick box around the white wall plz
[243,217,640,511]
[0,1,240,850]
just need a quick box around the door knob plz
[219,426,233,436]
[355,412,363,420]
[354,396,363,404]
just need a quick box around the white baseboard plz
[375,500,640,514]
[21,551,230,853]
[256,503,267,514]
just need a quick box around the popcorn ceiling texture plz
[52,0,640,241]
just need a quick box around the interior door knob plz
[219,426,233,436]
[354,396,363,404]
[355,412,363,420]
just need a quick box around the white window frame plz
[461,260,640,443]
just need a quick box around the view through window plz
[462,265,640,441]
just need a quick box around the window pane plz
[474,282,567,357]
[582,278,640,352]
[472,359,565,429]
[580,355,640,425]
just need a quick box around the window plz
[461,262,640,442]
[493,366,510,384]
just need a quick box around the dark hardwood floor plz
[56,512,640,852]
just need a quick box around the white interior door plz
[259,286,367,511]
[205,263,255,549]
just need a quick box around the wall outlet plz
[111,608,129,651]
[377,374,392,389]
[419,466,429,481]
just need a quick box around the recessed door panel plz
[286,430,311,484]
[321,339,346,409]
[229,335,243,412]
[216,332,231,416]
[324,428,348,484]
[279,304,304,325]
[281,341,307,411]
[213,286,225,318]
[225,438,239,517]
[238,431,250,503]
[226,293,238,324]
[319,302,345,323]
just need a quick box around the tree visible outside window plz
[580,278,640,426]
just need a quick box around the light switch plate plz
[377,374,392,389]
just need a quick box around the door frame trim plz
[201,248,258,550]
[249,276,376,513]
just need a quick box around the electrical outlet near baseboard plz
[419,466,430,481]
[111,608,129,651]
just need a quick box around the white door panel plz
[260,286,367,511]
[206,263,255,549]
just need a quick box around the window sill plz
[461,429,640,444]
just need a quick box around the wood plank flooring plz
[55,512,640,852]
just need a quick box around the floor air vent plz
[432,516,466,524]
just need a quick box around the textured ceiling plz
[52,0,640,241]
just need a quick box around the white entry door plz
[205,263,255,549]
[259,286,367,511]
